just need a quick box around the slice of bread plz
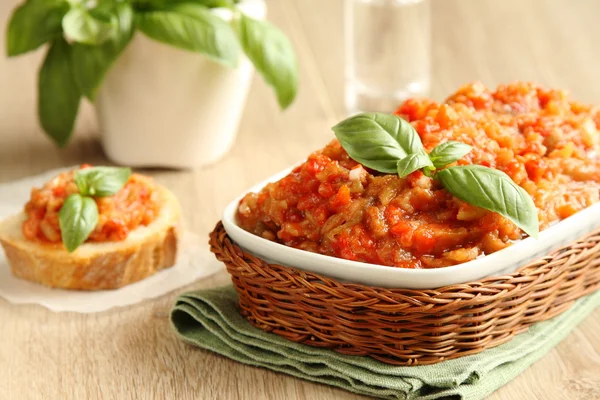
[0,185,181,290]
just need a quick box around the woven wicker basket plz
[209,221,600,365]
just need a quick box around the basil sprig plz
[6,0,298,147]
[332,113,424,173]
[62,7,116,46]
[74,166,132,197]
[58,166,132,252]
[59,194,99,253]
[332,113,539,238]
[136,4,241,68]
[236,13,298,109]
[437,165,538,238]
[428,141,473,169]
[396,153,432,178]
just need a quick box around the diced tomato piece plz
[524,158,546,182]
[413,226,437,254]
[329,185,351,211]
[385,204,404,226]
[390,221,413,236]
[557,204,578,219]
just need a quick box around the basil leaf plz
[71,2,134,100]
[38,37,81,147]
[169,0,235,8]
[88,0,119,21]
[74,166,132,197]
[332,113,424,174]
[136,6,239,67]
[437,165,539,238]
[429,141,473,168]
[195,0,235,6]
[237,14,298,109]
[132,0,234,9]
[166,3,221,19]
[6,0,68,56]
[396,153,433,178]
[59,194,99,252]
[62,7,117,45]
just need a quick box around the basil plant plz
[6,0,299,147]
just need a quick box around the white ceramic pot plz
[95,0,266,169]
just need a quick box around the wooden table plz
[1,0,599,398]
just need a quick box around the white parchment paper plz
[0,168,223,313]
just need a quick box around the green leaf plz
[38,37,81,147]
[59,194,99,252]
[71,2,134,100]
[237,14,298,109]
[195,0,235,7]
[332,113,424,174]
[136,6,240,67]
[396,153,433,178]
[429,141,473,168]
[131,0,234,9]
[168,0,235,8]
[6,0,68,56]
[62,7,117,45]
[437,165,539,238]
[166,3,219,19]
[74,166,132,197]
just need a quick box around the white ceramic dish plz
[222,167,600,289]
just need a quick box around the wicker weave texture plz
[210,222,600,365]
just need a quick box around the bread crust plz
[0,185,181,290]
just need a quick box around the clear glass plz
[344,0,431,115]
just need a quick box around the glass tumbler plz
[344,0,431,115]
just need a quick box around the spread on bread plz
[0,166,181,290]
[23,165,160,247]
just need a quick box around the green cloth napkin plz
[170,286,600,400]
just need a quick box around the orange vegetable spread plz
[22,165,161,244]
[236,82,600,269]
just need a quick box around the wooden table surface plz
[1,0,599,399]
